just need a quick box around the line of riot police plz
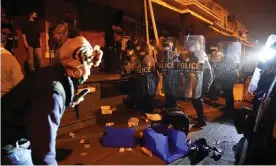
[120,35,244,128]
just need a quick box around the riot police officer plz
[157,38,179,108]
[134,40,159,113]
[185,39,214,127]
[120,39,137,108]
[158,35,214,128]
[218,42,242,113]
[207,46,224,106]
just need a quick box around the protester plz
[1,36,103,165]
[22,11,42,71]
[1,33,24,96]
[1,7,18,54]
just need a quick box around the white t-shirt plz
[1,47,24,96]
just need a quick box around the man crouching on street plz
[1,36,103,165]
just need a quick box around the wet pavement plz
[56,97,251,165]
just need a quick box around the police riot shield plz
[157,35,207,99]
[135,39,159,97]
[214,41,242,82]
[218,41,242,64]
[248,34,276,94]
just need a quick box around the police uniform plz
[120,39,137,108]
[187,50,213,125]
[158,42,179,108]
[135,40,158,112]
[218,41,242,112]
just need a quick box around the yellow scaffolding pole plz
[148,0,159,46]
[144,0,150,44]
[150,0,213,25]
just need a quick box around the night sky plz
[217,0,276,45]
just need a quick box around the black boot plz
[192,119,207,128]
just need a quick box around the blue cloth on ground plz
[102,126,136,148]
[143,125,189,163]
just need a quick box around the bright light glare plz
[258,47,276,62]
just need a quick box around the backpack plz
[161,108,189,135]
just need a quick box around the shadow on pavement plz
[56,148,72,162]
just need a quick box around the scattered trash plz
[213,140,220,145]
[101,106,110,110]
[80,152,88,156]
[145,113,162,121]
[84,141,90,148]
[101,110,112,115]
[128,117,139,127]
[105,122,114,126]
[141,147,152,157]
[187,138,223,164]
[125,148,132,152]
[80,139,85,144]
[119,148,125,152]
[69,132,75,138]
[212,150,222,161]
[101,106,112,114]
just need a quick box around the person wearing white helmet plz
[1,36,103,165]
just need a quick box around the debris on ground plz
[105,122,114,126]
[187,138,223,163]
[128,117,139,127]
[69,132,75,138]
[213,140,220,145]
[125,148,132,152]
[80,152,88,156]
[119,148,125,152]
[101,106,112,114]
[84,141,90,148]
[145,113,162,121]
[141,147,152,157]
[80,139,85,144]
